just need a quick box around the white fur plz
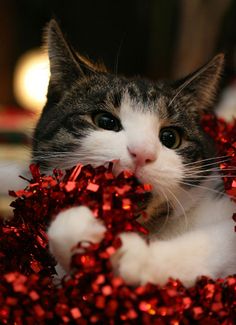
[47,94,236,287]
[48,206,106,271]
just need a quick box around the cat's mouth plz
[112,160,139,178]
[111,160,133,177]
[112,159,156,192]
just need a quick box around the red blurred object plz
[0,106,36,144]
[0,106,34,129]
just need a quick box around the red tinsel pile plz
[0,115,235,324]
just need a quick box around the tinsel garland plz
[0,114,235,324]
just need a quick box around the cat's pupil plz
[93,112,121,132]
[159,128,181,149]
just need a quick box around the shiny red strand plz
[0,115,235,324]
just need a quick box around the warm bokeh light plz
[13,48,50,112]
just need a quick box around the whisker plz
[184,168,236,176]
[33,150,78,154]
[176,184,195,203]
[184,164,236,172]
[33,155,70,160]
[183,170,236,176]
[183,176,236,181]
[114,37,124,75]
[178,180,233,200]
[184,158,232,171]
[155,187,171,234]
[165,187,188,232]
[183,155,230,166]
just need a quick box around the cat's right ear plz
[45,20,106,99]
[45,20,82,96]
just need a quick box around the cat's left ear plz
[175,54,224,111]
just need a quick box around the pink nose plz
[128,146,157,167]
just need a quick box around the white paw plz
[111,232,214,288]
[146,238,213,287]
[111,233,149,286]
[48,206,106,271]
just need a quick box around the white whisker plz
[178,180,233,199]
[166,187,188,232]
[183,155,230,166]
[183,158,231,171]
[176,184,195,203]
[156,187,171,234]
[184,169,236,176]
[183,174,236,179]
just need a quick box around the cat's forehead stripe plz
[120,91,169,121]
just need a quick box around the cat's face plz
[33,20,224,201]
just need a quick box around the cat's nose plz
[127,146,157,167]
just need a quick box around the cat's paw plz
[111,232,214,288]
[111,232,149,286]
[48,206,106,271]
[145,237,214,287]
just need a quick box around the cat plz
[32,20,236,287]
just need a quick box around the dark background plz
[0,0,236,106]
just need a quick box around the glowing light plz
[13,48,50,112]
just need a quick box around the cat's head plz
[33,19,224,199]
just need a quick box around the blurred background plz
[0,0,236,216]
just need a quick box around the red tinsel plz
[0,114,235,324]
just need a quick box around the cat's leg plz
[48,206,106,271]
[113,220,236,287]
[48,207,235,286]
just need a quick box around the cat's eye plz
[93,112,121,132]
[159,127,181,149]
